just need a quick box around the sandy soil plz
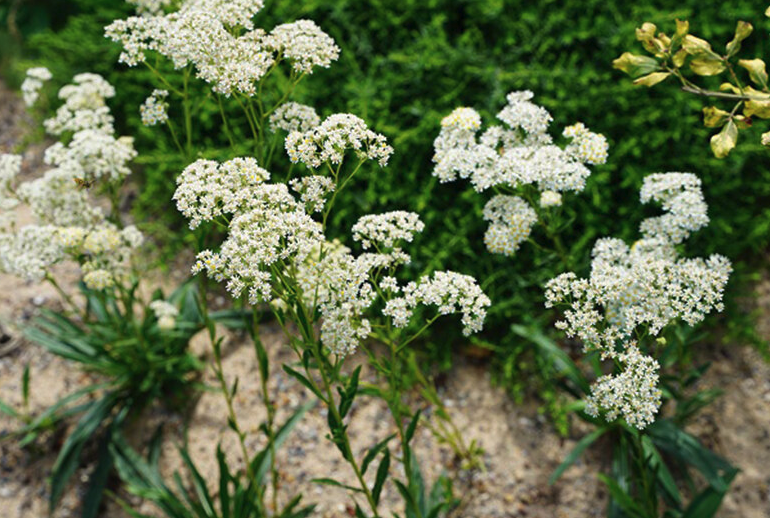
[0,82,769,518]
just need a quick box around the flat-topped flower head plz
[174,157,272,228]
[44,74,116,135]
[140,89,169,126]
[270,102,321,133]
[285,113,393,168]
[482,195,538,256]
[106,6,336,96]
[289,175,334,212]
[563,122,609,165]
[16,167,104,227]
[192,189,323,303]
[0,225,63,282]
[266,20,340,74]
[21,67,52,107]
[440,107,482,132]
[585,345,662,429]
[496,90,553,140]
[352,211,425,250]
[383,271,490,336]
[639,172,708,244]
[432,90,607,203]
[44,130,137,182]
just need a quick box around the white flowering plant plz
[0,70,257,517]
[94,1,491,517]
[433,86,741,515]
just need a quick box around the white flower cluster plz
[0,74,142,287]
[482,195,538,257]
[544,173,731,429]
[433,91,608,255]
[190,183,323,304]
[266,20,339,74]
[44,132,136,183]
[638,172,709,244]
[294,241,377,355]
[16,167,104,227]
[352,211,425,250]
[180,152,488,356]
[269,102,320,133]
[44,73,116,136]
[0,225,63,281]
[383,271,491,337]
[140,89,169,126]
[539,190,563,208]
[173,157,272,229]
[58,224,144,289]
[289,175,334,212]
[584,345,662,430]
[285,113,393,168]
[0,154,21,226]
[21,67,52,107]
[149,299,179,330]
[105,0,338,96]
[126,0,173,16]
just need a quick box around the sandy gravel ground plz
[1,82,769,518]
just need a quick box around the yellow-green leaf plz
[738,58,768,88]
[702,106,730,128]
[710,120,738,158]
[672,49,688,68]
[635,22,666,53]
[670,20,689,50]
[766,6,770,18]
[726,21,752,57]
[719,82,742,94]
[744,99,770,118]
[690,55,726,76]
[633,72,671,87]
[682,34,715,56]
[613,52,660,77]
[635,22,657,42]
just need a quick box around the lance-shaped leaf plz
[633,72,670,87]
[710,120,738,158]
[613,53,660,77]
[726,21,752,58]
[738,58,768,89]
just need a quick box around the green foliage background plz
[2,0,769,412]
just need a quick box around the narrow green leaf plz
[549,427,607,484]
[405,411,421,444]
[372,449,390,505]
[283,365,324,400]
[598,474,647,518]
[681,469,738,518]
[361,433,396,475]
[311,478,363,493]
